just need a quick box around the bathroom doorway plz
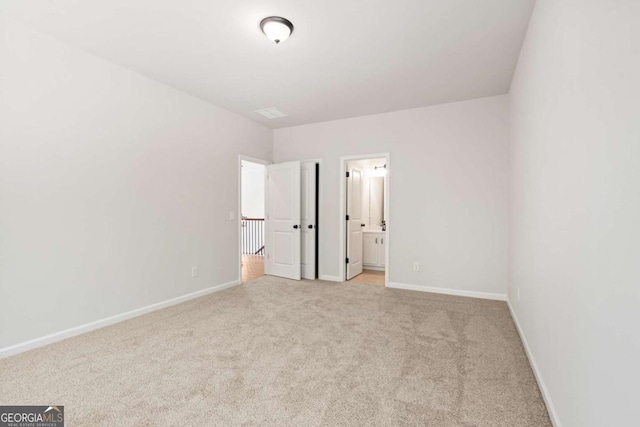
[341,154,389,286]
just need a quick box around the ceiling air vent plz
[255,107,287,119]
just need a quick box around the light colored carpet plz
[0,276,551,426]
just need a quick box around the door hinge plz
[346,257,349,264]
[346,214,349,221]
[346,171,350,178]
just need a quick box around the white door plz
[346,167,364,280]
[301,162,317,280]
[266,161,301,280]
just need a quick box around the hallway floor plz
[242,254,264,283]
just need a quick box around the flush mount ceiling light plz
[260,16,294,44]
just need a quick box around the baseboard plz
[363,265,385,272]
[0,279,240,360]
[386,282,507,301]
[319,274,342,282]
[507,299,561,427]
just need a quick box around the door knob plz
[361,223,365,227]
[308,224,313,229]
[293,225,299,229]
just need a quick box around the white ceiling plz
[4,0,536,128]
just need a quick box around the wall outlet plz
[413,262,420,271]
[229,210,235,220]
[191,266,199,278]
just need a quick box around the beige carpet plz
[0,276,551,426]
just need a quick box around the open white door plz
[346,167,363,280]
[301,162,317,280]
[266,161,301,280]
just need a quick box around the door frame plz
[339,153,390,286]
[238,155,271,283]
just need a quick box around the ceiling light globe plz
[260,17,294,44]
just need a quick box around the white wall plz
[509,1,640,426]
[241,161,265,218]
[0,21,272,350]
[274,95,509,296]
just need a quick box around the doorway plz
[239,156,269,283]
[341,154,390,286]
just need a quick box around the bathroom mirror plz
[369,176,384,227]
